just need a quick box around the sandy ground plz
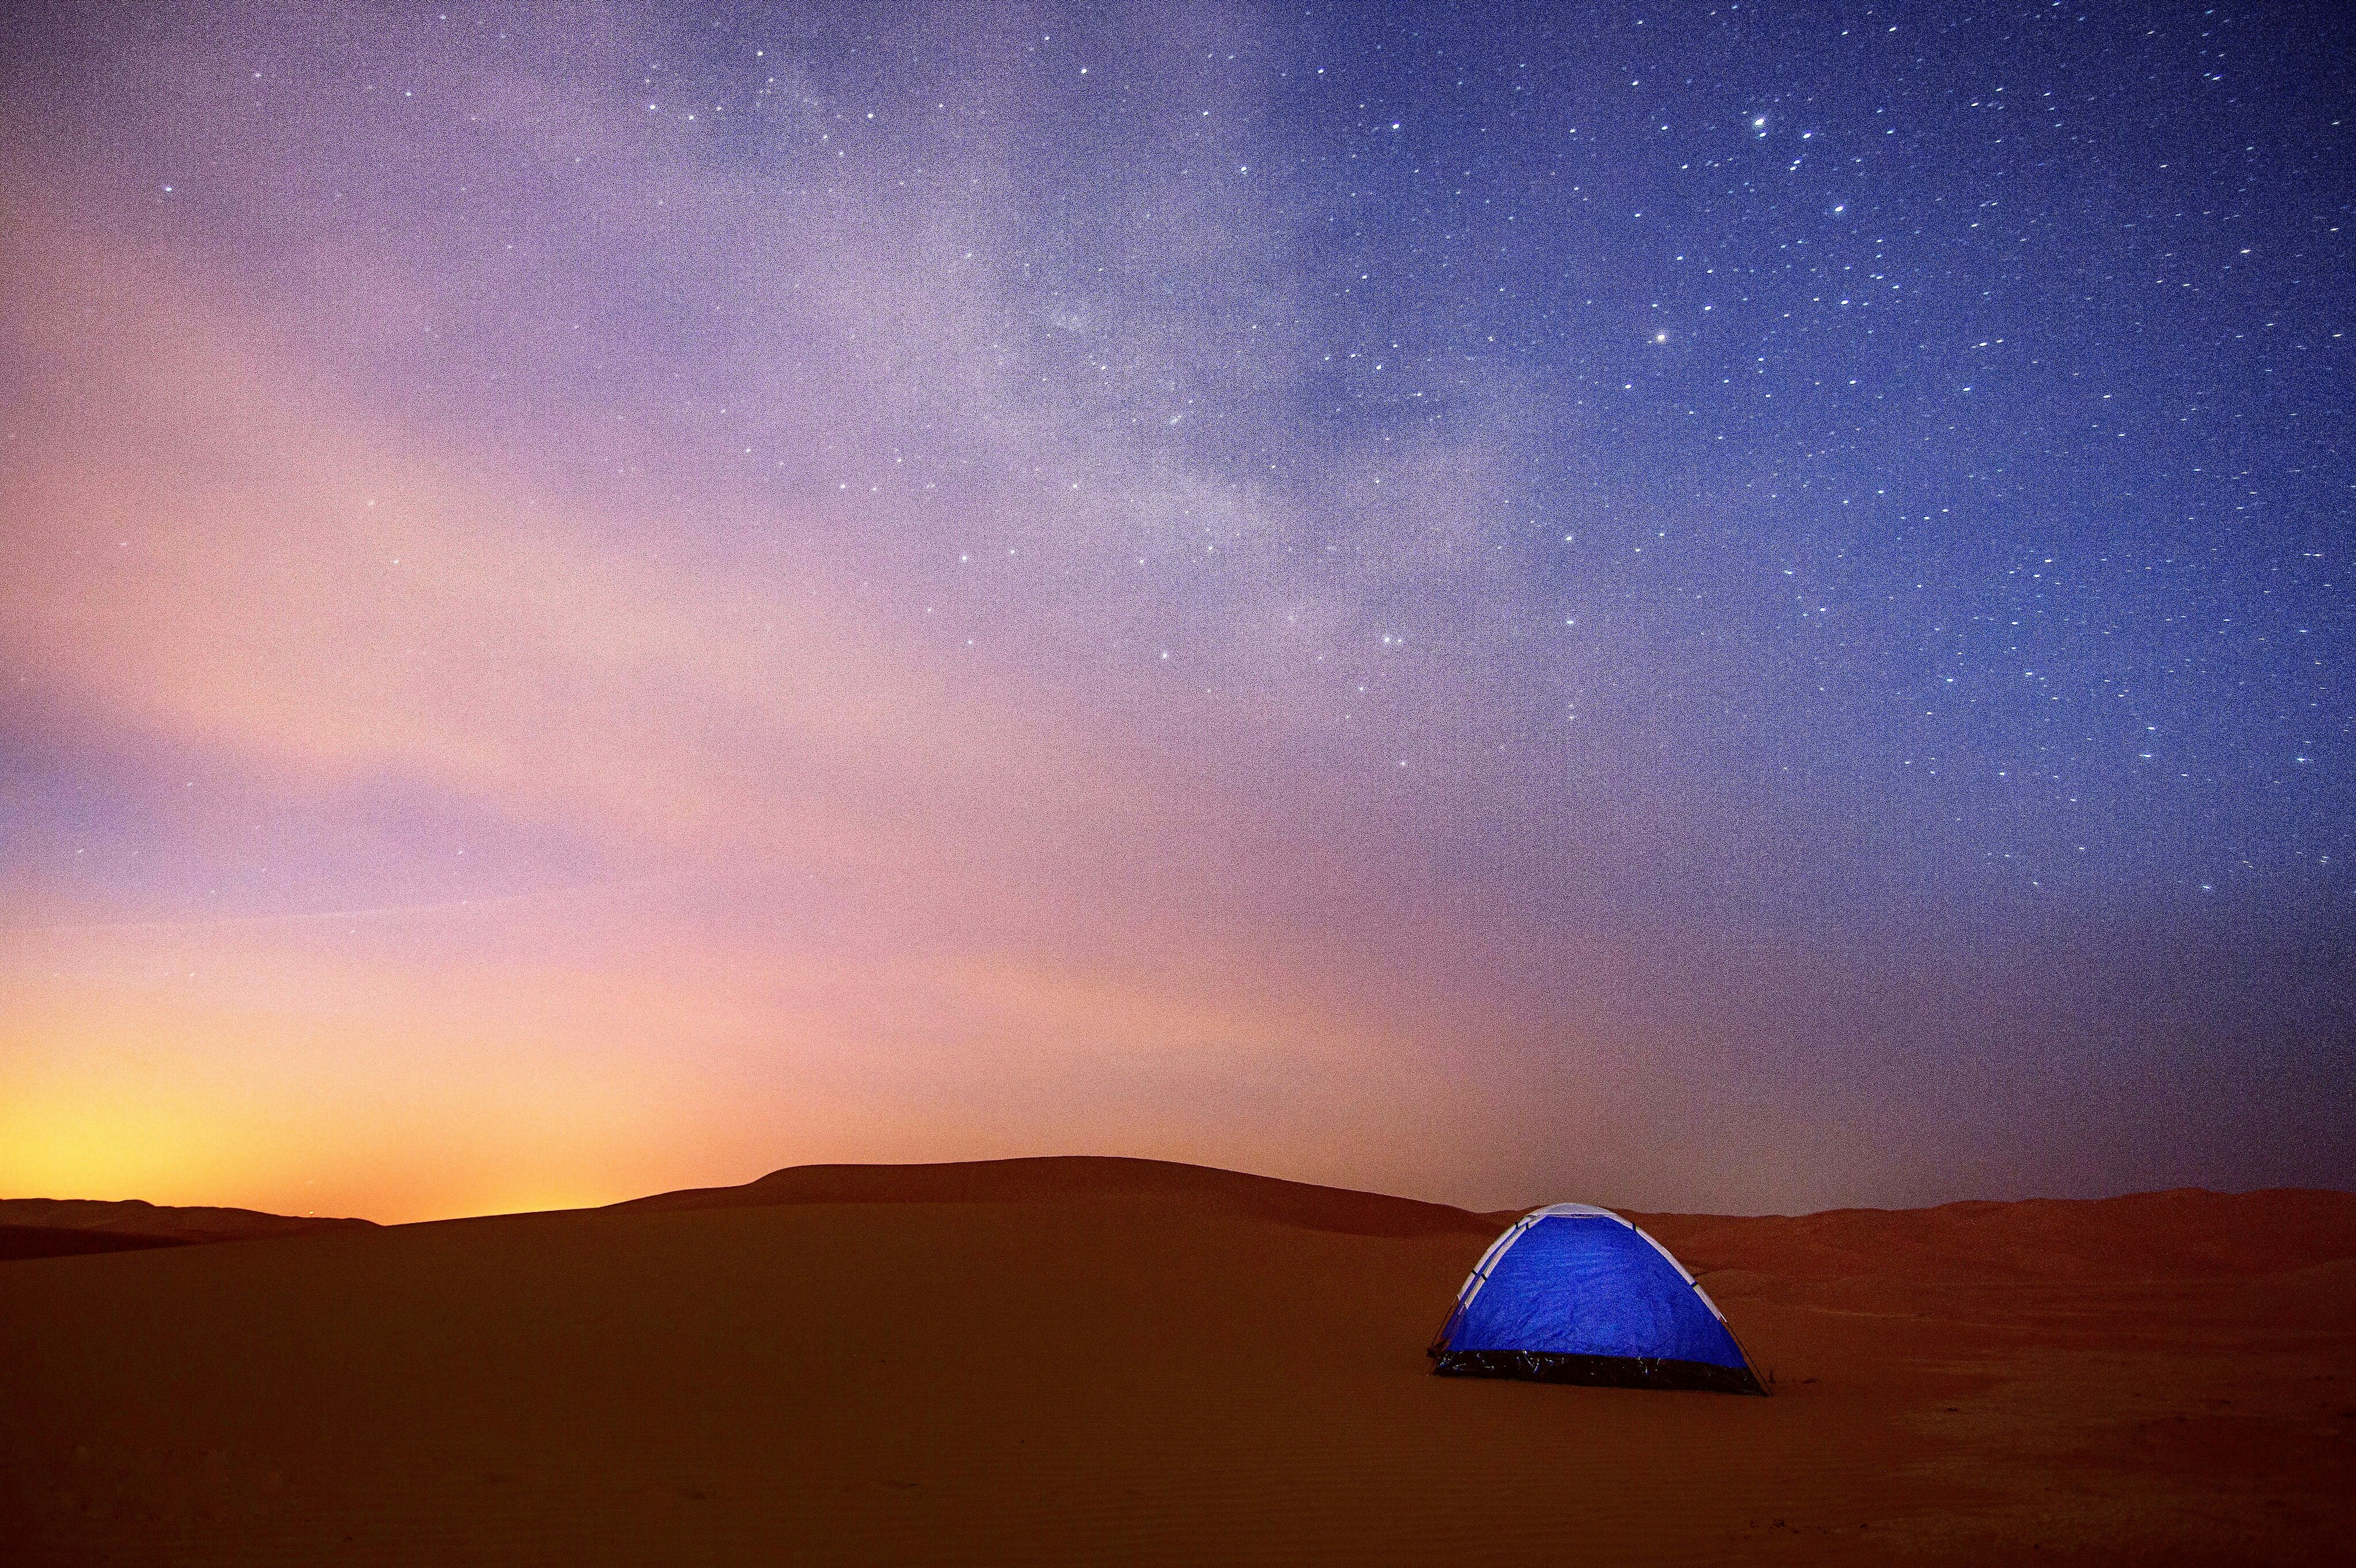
[2,1163,2350,1564]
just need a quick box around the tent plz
[1427,1203,1766,1395]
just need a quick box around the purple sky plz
[2,1,2349,1221]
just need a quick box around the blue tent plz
[1428,1203,1766,1395]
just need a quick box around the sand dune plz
[611,1154,1501,1238]
[1639,1187,2356,1283]
[0,1197,378,1245]
[2,1162,2350,1564]
[0,1224,194,1263]
[0,1199,377,1263]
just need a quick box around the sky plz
[1,1,2350,1222]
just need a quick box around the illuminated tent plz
[1427,1203,1766,1395]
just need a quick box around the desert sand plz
[2,1158,2350,1564]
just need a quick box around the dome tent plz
[1428,1203,1766,1395]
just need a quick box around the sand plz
[2,1159,2350,1564]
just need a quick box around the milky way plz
[2,2,2349,1219]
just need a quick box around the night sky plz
[2,1,2349,1221]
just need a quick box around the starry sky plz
[2,1,2350,1222]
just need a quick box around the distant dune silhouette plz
[1638,1186,2356,1282]
[0,1198,375,1262]
[606,1154,1501,1239]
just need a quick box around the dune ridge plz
[0,1199,377,1263]
[604,1154,1501,1239]
[607,1156,2356,1277]
[1637,1186,2356,1283]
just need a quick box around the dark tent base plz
[1430,1348,1767,1396]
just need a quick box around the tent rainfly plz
[1427,1203,1766,1395]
